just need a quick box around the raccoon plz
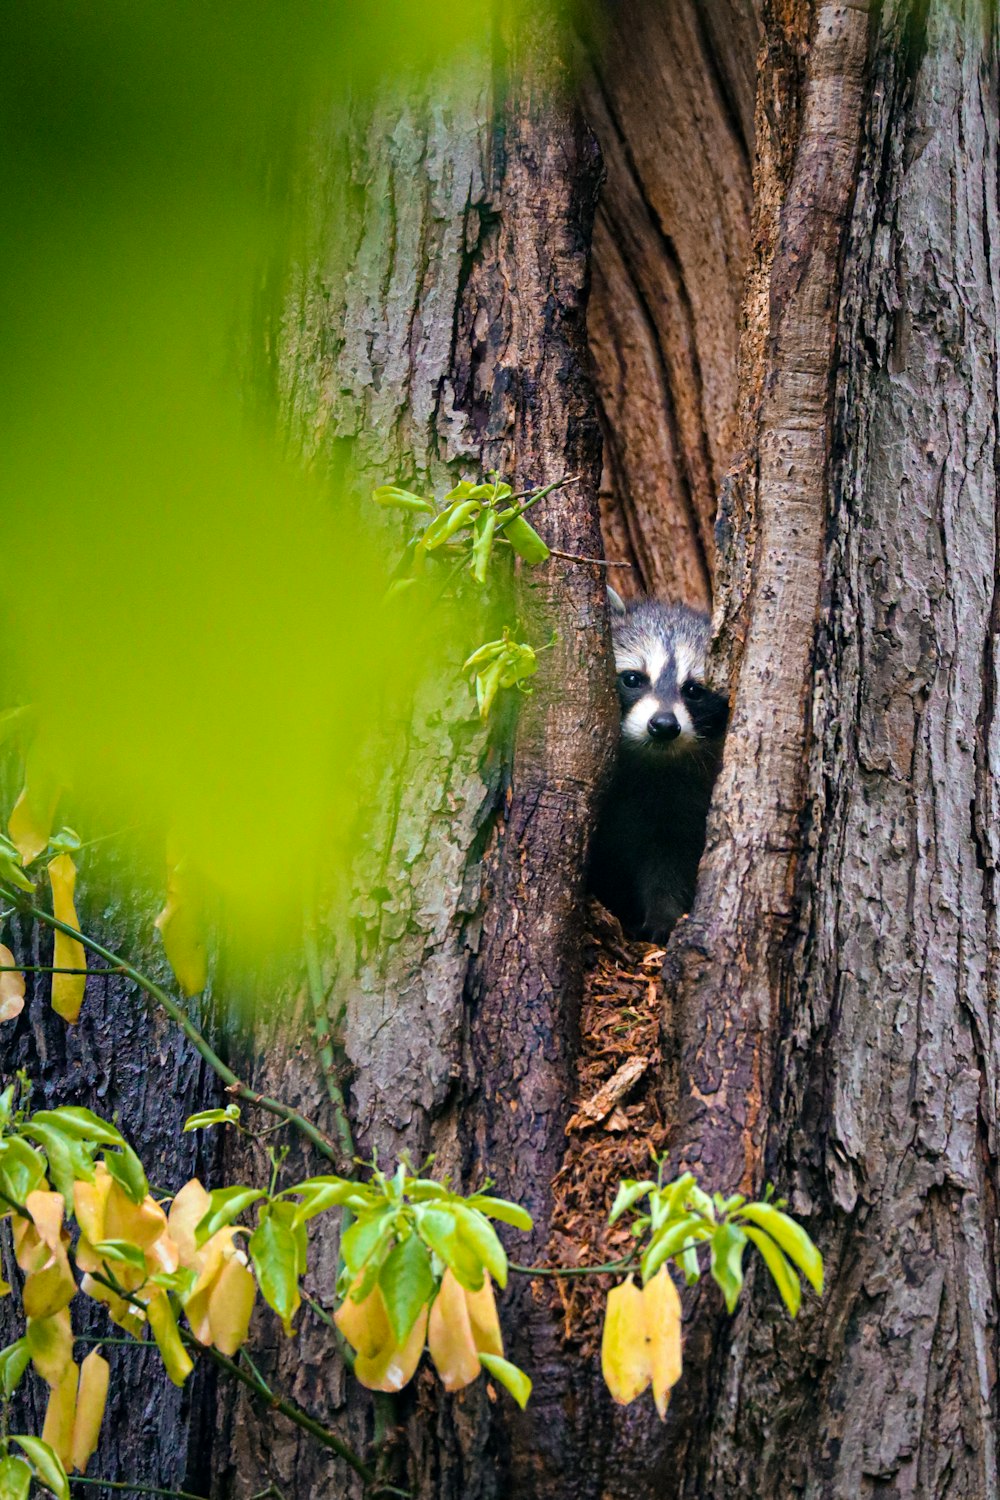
[589,590,728,943]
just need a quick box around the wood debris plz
[542,901,671,1357]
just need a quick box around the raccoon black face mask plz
[589,589,729,943]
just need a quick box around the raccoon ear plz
[606,586,627,618]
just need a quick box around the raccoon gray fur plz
[589,590,728,943]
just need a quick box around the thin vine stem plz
[509,1255,639,1278]
[70,1479,208,1500]
[0,887,346,1170]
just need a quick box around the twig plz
[1,887,344,1169]
[0,964,123,975]
[509,1255,638,1278]
[545,549,632,568]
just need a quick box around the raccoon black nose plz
[647,711,680,741]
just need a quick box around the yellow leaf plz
[0,943,25,1023]
[9,781,58,865]
[41,1359,78,1467]
[21,1191,75,1319]
[644,1267,683,1419]
[80,1272,145,1337]
[47,853,86,1022]
[465,1274,503,1358]
[166,1178,212,1267]
[70,1350,110,1472]
[146,1290,194,1386]
[207,1254,255,1357]
[427,1268,481,1393]
[73,1171,113,1246]
[334,1280,393,1361]
[355,1303,427,1394]
[27,1306,74,1386]
[601,1276,651,1406]
[334,1279,427,1393]
[154,859,206,997]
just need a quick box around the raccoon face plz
[608,592,728,754]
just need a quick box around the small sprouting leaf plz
[29,1108,123,1147]
[474,658,504,722]
[608,1180,656,1226]
[9,1436,69,1500]
[462,640,505,673]
[0,1339,31,1396]
[479,1353,532,1410]
[743,1225,801,1317]
[708,1221,747,1314]
[102,1142,148,1205]
[736,1204,823,1294]
[46,829,81,858]
[465,1194,533,1232]
[182,1106,241,1133]
[194,1186,266,1246]
[249,1212,301,1337]
[372,485,435,514]
[0,1455,32,1500]
[378,1233,435,1345]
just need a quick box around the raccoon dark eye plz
[619,670,647,691]
[681,680,705,701]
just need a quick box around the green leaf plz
[90,1239,149,1273]
[29,1107,124,1147]
[0,1455,32,1500]
[20,1122,94,1204]
[709,1221,747,1314]
[641,1215,710,1282]
[0,705,32,748]
[285,1182,364,1226]
[102,1142,148,1204]
[451,1204,508,1289]
[9,1437,69,1500]
[416,1207,484,1290]
[498,513,549,564]
[249,1212,301,1337]
[470,507,497,585]
[462,640,505,673]
[679,1243,701,1287]
[372,485,435,514]
[608,1179,656,1226]
[0,838,35,894]
[650,1173,695,1232]
[474,658,504,722]
[46,828,81,857]
[0,1339,31,1397]
[479,1353,532,1410]
[194,1185,266,1246]
[737,1204,823,1294]
[182,1105,241,1132]
[341,1209,397,1282]
[378,1233,435,1344]
[0,1084,15,1129]
[0,1137,46,1203]
[465,1194,533,1232]
[422,500,479,551]
[743,1225,801,1317]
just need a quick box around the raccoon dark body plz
[589,593,728,943]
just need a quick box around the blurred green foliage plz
[0,2,512,941]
